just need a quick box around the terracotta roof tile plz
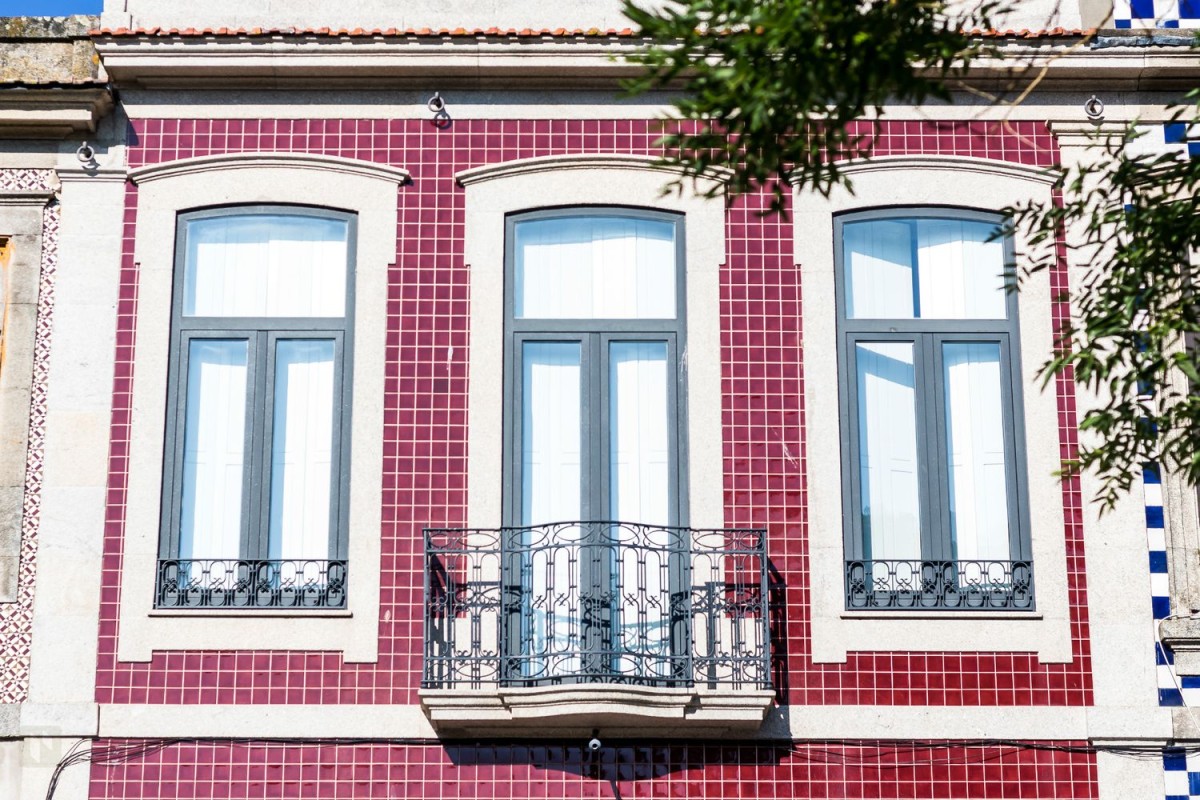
[968,26,1093,38]
[91,26,646,38]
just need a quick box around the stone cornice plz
[95,35,651,89]
[0,85,113,139]
[91,33,1200,91]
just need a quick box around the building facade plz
[1,1,1199,798]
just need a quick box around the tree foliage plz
[624,0,1200,505]
[1008,111,1200,506]
[622,0,1005,209]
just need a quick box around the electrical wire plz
[43,733,1200,800]
[42,608,1200,799]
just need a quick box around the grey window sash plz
[506,331,682,521]
[508,332,595,524]
[158,331,258,560]
[258,331,347,560]
[930,331,1029,562]
[834,208,1032,576]
[501,207,690,682]
[159,205,356,565]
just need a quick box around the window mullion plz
[247,329,271,562]
[582,333,599,525]
[329,331,347,561]
[591,333,606,524]
[503,332,519,528]
[918,333,946,563]
[839,332,863,562]
[908,220,921,319]
[667,332,682,528]
[161,331,191,559]
[999,333,1027,561]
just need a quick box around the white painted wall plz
[101,0,1085,33]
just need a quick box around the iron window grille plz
[156,558,348,609]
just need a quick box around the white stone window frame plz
[460,155,728,541]
[797,154,1074,663]
[117,152,408,663]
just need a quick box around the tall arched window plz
[836,209,1033,611]
[157,206,356,609]
[502,207,689,682]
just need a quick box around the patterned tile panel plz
[1164,748,1200,800]
[94,118,1095,708]
[1135,119,1200,799]
[0,168,59,703]
[1114,0,1200,28]
[1126,122,1200,161]
[1144,466,1180,708]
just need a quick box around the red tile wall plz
[88,739,1098,799]
[95,118,1090,707]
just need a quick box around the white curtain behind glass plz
[515,217,676,319]
[943,343,1012,560]
[610,342,670,677]
[609,342,670,525]
[179,340,247,560]
[843,220,914,319]
[268,339,336,561]
[521,342,583,676]
[917,220,1006,320]
[844,218,1006,320]
[185,215,348,318]
[855,342,921,560]
[521,343,583,524]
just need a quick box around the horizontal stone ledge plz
[421,685,775,738]
[1159,616,1200,676]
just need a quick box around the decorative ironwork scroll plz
[423,522,770,690]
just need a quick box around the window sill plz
[419,685,775,737]
[840,610,1043,620]
[1159,617,1200,675]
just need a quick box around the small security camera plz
[587,737,602,753]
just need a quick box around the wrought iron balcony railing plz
[422,522,770,690]
[156,558,348,609]
[845,559,1034,611]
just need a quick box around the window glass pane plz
[521,342,582,525]
[843,218,1007,320]
[917,220,1007,320]
[843,220,915,319]
[609,342,670,525]
[179,339,248,560]
[515,216,676,319]
[521,342,584,679]
[943,342,1012,560]
[855,341,921,559]
[184,214,348,318]
[610,341,671,679]
[268,339,336,561]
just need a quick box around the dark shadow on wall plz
[768,559,790,702]
[444,742,789,790]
